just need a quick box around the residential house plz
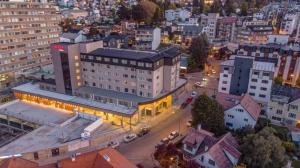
[216,93,261,130]
[182,128,241,168]
[267,84,300,127]
[135,26,161,50]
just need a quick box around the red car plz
[186,96,193,104]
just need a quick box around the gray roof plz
[271,84,300,103]
[61,33,81,40]
[86,47,181,62]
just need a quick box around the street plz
[118,71,220,168]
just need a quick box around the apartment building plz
[237,43,300,86]
[0,0,61,89]
[216,16,237,42]
[237,25,273,44]
[134,26,161,50]
[165,8,191,22]
[13,41,186,126]
[267,84,300,127]
[200,13,220,41]
[218,55,275,110]
[280,13,300,35]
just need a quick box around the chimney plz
[197,124,202,131]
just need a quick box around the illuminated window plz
[74,55,79,60]
[76,76,80,80]
[78,82,81,86]
[75,62,79,67]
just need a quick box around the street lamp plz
[170,155,179,168]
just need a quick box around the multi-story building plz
[280,13,300,35]
[267,84,300,127]
[237,25,273,44]
[165,8,191,22]
[0,0,61,89]
[237,43,300,86]
[218,55,275,110]
[200,13,220,41]
[216,16,237,42]
[134,26,161,50]
[13,41,186,127]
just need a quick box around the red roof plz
[183,129,241,168]
[0,157,38,168]
[240,94,261,120]
[207,133,241,168]
[59,148,137,168]
[216,92,261,120]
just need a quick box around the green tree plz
[191,94,225,136]
[152,7,162,25]
[59,18,75,32]
[224,0,235,16]
[188,34,209,71]
[274,76,284,84]
[240,2,248,16]
[117,5,132,20]
[88,27,99,36]
[209,0,222,13]
[296,78,300,87]
[132,4,147,22]
[241,127,288,168]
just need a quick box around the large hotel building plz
[0,0,60,89]
[12,41,187,127]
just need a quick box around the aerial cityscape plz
[0,0,300,167]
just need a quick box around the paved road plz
[118,101,192,167]
[118,70,220,168]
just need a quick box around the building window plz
[276,109,283,114]
[259,94,266,98]
[228,115,234,118]
[33,152,39,160]
[288,113,296,118]
[244,118,248,122]
[121,59,128,64]
[124,88,128,92]
[51,148,60,157]
[226,122,233,127]
[262,80,268,84]
[224,67,229,70]
[251,78,258,82]
[112,58,118,63]
[272,116,281,121]
[223,74,228,77]
[92,82,96,87]
[263,72,269,76]
[250,86,256,89]
[289,105,298,110]
[253,71,259,75]
[208,159,215,166]
[249,92,255,96]
[222,81,227,84]
[222,87,226,91]
[260,87,267,91]
[237,109,244,112]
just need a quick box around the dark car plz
[137,127,150,137]
[180,102,188,109]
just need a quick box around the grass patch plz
[292,160,300,168]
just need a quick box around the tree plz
[117,5,132,20]
[274,76,283,84]
[241,127,288,168]
[224,0,235,16]
[59,18,75,32]
[240,2,248,16]
[188,34,209,71]
[132,4,147,22]
[88,27,99,36]
[296,78,300,87]
[152,7,162,25]
[191,94,225,136]
[209,0,222,13]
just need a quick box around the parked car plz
[191,91,197,97]
[194,82,204,88]
[138,127,150,137]
[107,140,120,148]
[212,70,216,74]
[155,137,169,148]
[186,96,193,104]
[180,102,188,109]
[202,77,208,81]
[168,131,179,140]
[123,134,137,143]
